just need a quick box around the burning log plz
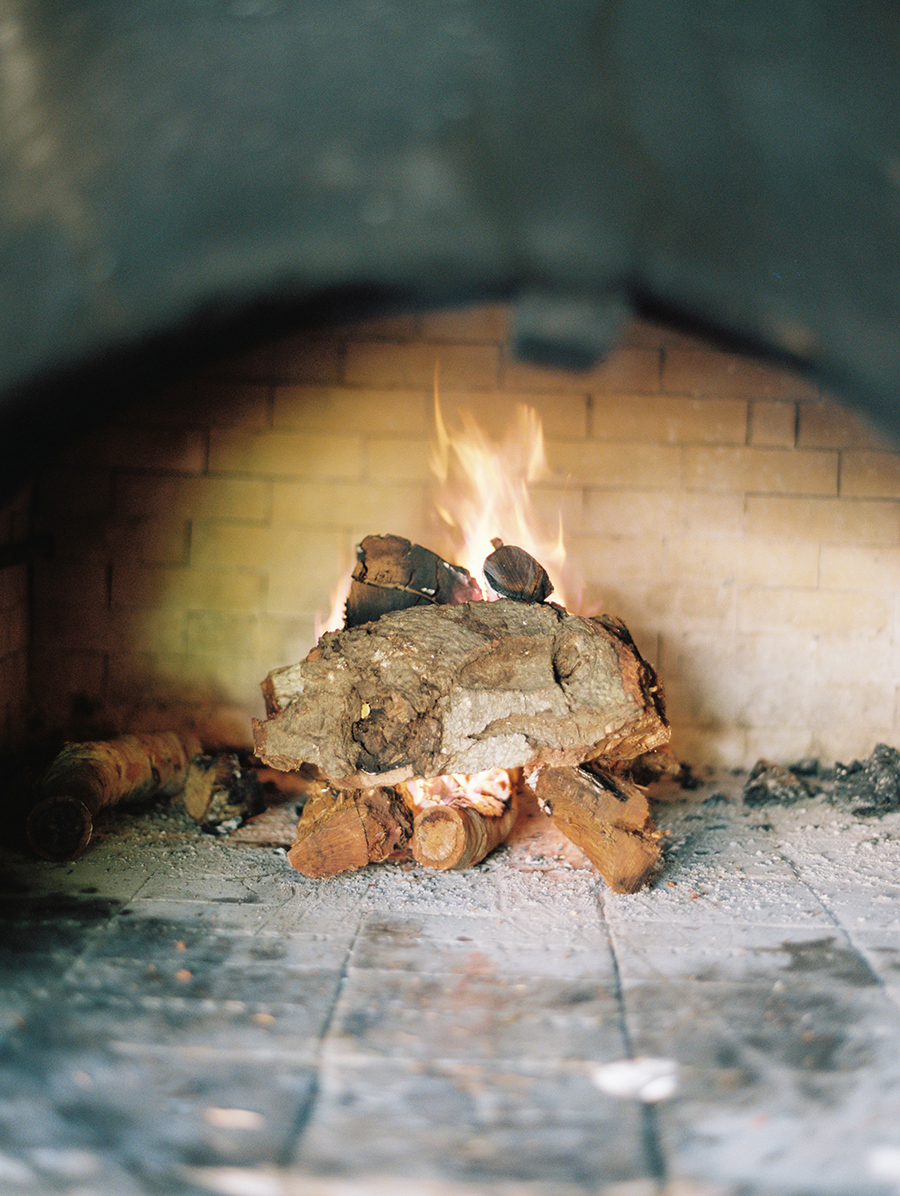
[533,766,663,894]
[287,784,413,878]
[412,800,518,870]
[182,753,265,832]
[483,541,553,603]
[26,731,201,861]
[255,600,668,788]
[405,768,520,870]
[344,534,482,627]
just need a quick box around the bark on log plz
[27,731,202,861]
[411,792,518,870]
[183,753,265,831]
[287,785,414,878]
[533,766,663,894]
[344,534,482,627]
[254,599,668,788]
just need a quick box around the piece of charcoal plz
[832,743,900,816]
[742,759,813,807]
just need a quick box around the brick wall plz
[0,486,31,751]
[24,305,900,768]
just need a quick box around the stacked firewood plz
[254,534,671,893]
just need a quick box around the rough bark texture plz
[534,766,663,894]
[287,785,414,878]
[27,731,202,861]
[254,599,668,788]
[182,753,265,830]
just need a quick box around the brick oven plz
[4,3,900,1192]
[3,304,897,773]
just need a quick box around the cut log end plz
[287,786,413,878]
[411,790,517,871]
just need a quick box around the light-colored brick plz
[737,587,892,636]
[266,529,358,615]
[545,440,682,488]
[659,630,817,730]
[110,563,266,611]
[273,386,430,435]
[668,723,749,770]
[840,450,900,499]
[421,304,507,343]
[585,490,745,539]
[209,428,364,479]
[116,475,270,523]
[502,347,660,395]
[590,395,747,444]
[818,544,900,590]
[566,533,668,584]
[665,536,819,588]
[441,391,589,441]
[746,495,900,545]
[815,632,900,694]
[750,401,796,447]
[271,480,429,532]
[364,436,434,482]
[611,580,735,629]
[344,341,499,389]
[663,347,819,399]
[683,446,837,495]
[798,399,889,450]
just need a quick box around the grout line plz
[599,892,668,1185]
[276,909,363,1166]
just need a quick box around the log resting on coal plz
[253,599,668,789]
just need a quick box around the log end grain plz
[287,786,414,878]
[26,796,94,862]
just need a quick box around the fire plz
[315,372,577,634]
[403,768,514,817]
[430,384,574,610]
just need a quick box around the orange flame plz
[430,376,574,609]
[315,370,577,635]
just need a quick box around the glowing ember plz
[403,768,515,818]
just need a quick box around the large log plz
[533,765,664,894]
[254,599,668,788]
[27,731,202,861]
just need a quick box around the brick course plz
[8,310,900,767]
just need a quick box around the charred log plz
[344,534,482,627]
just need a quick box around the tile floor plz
[2,769,900,1196]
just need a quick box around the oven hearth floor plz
[2,770,900,1196]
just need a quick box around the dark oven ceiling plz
[2,0,899,498]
